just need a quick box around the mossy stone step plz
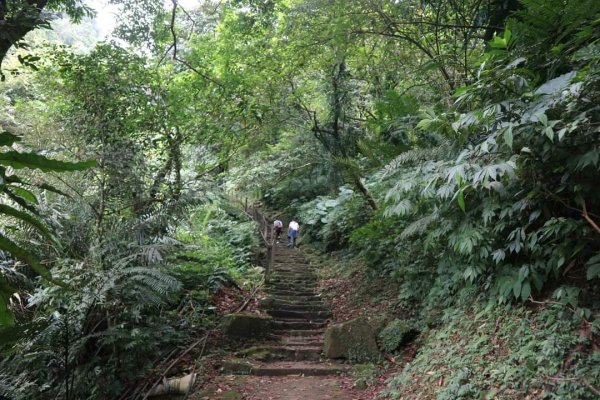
[268,289,319,297]
[266,284,318,292]
[261,299,327,308]
[269,270,316,276]
[279,336,324,346]
[268,276,317,283]
[236,345,323,361]
[262,297,326,307]
[272,261,313,265]
[272,328,324,336]
[271,264,314,268]
[267,309,332,320]
[270,269,316,275]
[266,293,323,300]
[273,319,328,330]
[268,275,317,282]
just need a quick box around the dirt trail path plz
[194,244,359,400]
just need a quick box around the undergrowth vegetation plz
[384,296,600,399]
[0,196,260,399]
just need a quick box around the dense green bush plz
[378,319,412,353]
[298,186,373,251]
[174,202,259,271]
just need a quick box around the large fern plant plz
[0,131,95,325]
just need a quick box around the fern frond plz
[380,139,454,180]
[400,212,439,239]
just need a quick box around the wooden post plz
[269,241,275,279]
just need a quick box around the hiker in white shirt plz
[287,219,300,248]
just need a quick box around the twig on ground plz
[235,281,263,313]
[546,375,600,397]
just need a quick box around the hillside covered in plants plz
[0,0,599,399]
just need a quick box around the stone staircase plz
[223,243,349,376]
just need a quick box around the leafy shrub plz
[298,186,373,251]
[351,363,379,389]
[378,319,412,353]
[175,203,259,271]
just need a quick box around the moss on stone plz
[323,316,380,362]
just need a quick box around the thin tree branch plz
[582,200,600,235]
[174,56,224,88]
[169,0,178,60]
[157,43,175,66]
[351,29,455,90]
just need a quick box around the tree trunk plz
[0,0,49,69]
[170,126,183,200]
[353,175,378,211]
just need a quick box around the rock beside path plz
[222,313,273,339]
[323,316,380,362]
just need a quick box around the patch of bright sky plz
[93,0,202,39]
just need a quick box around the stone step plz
[272,260,312,265]
[266,309,332,320]
[264,302,327,310]
[261,302,329,312]
[279,336,324,346]
[267,275,318,286]
[267,300,324,308]
[273,317,329,325]
[272,260,311,264]
[270,266,318,279]
[268,276,318,282]
[267,290,321,301]
[269,276,316,282]
[273,319,328,330]
[272,329,325,337]
[268,283,317,289]
[270,268,316,275]
[262,296,327,306]
[268,282,316,287]
[237,345,323,361]
[269,276,316,281]
[220,359,350,377]
[269,275,317,282]
[266,284,318,292]
[268,289,319,297]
